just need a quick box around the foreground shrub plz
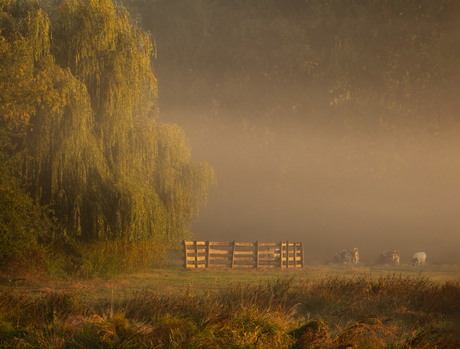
[38,237,169,280]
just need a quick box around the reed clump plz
[0,274,459,348]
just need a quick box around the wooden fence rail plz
[183,240,304,269]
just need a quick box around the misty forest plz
[2,0,460,276]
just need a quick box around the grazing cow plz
[377,251,400,265]
[333,249,348,264]
[349,248,359,264]
[333,248,359,265]
[411,252,426,266]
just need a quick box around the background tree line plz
[130,0,460,147]
[0,0,214,277]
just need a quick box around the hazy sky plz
[147,1,460,265]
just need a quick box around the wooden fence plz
[183,240,304,269]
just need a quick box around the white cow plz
[411,252,426,266]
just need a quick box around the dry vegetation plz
[1,267,459,348]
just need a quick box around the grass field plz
[1,264,459,348]
[4,264,459,302]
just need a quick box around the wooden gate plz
[183,240,304,269]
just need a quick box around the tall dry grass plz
[0,274,459,348]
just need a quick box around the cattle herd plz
[332,248,427,266]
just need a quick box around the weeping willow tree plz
[0,0,56,272]
[1,0,214,272]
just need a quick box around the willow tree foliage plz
[0,0,55,271]
[1,0,214,262]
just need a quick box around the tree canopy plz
[0,0,214,274]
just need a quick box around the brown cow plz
[377,250,400,265]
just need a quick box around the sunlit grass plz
[0,266,459,347]
[2,264,459,302]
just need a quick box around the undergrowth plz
[0,275,459,348]
[0,238,169,283]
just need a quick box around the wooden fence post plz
[231,241,236,269]
[286,240,289,269]
[300,241,305,268]
[279,241,283,268]
[206,241,210,268]
[183,240,188,268]
[294,242,297,267]
[255,240,259,269]
[194,241,198,268]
